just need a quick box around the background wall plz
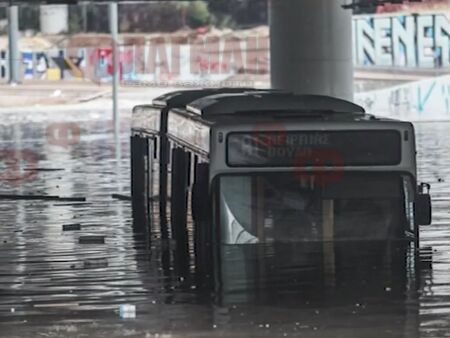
[353,12,450,67]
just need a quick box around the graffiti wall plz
[353,12,450,67]
[355,74,450,120]
[0,38,270,84]
[0,12,449,83]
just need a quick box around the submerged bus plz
[131,88,261,234]
[131,90,432,295]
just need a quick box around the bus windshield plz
[218,172,414,244]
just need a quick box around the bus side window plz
[168,142,173,166]
[167,143,174,200]
[193,155,199,186]
[170,147,190,270]
[153,137,158,159]
[192,162,211,284]
[186,151,192,188]
[131,135,150,230]
[192,162,209,223]
[146,137,157,222]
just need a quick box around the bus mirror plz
[192,163,210,223]
[416,183,432,226]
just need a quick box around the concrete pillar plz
[109,2,119,143]
[269,0,353,100]
[82,2,88,32]
[40,5,69,34]
[7,5,20,84]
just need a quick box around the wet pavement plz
[0,105,449,337]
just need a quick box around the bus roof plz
[152,88,274,108]
[186,92,366,118]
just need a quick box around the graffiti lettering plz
[354,13,450,67]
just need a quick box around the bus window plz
[131,135,151,227]
[218,173,409,244]
[220,176,257,244]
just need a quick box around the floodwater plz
[0,112,449,338]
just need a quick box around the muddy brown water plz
[0,117,448,337]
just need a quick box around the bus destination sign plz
[226,130,401,167]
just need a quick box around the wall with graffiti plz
[7,41,262,83]
[355,74,450,120]
[353,12,450,67]
[0,38,270,84]
[0,12,449,83]
[0,46,139,82]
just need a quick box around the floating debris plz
[23,168,65,172]
[62,223,82,231]
[112,193,132,201]
[53,202,91,207]
[33,302,79,308]
[78,235,105,245]
[84,258,108,269]
[119,304,136,319]
[0,194,86,202]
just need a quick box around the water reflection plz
[218,241,417,302]
[0,118,447,337]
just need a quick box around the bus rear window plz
[226,130,402,167]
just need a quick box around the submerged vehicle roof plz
[186,92,366,119]
[134,89,405,130]
[151,88,276,108]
